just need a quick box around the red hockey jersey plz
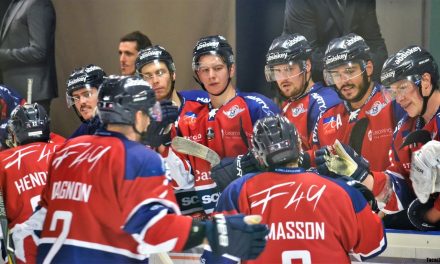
[202,167,387,263]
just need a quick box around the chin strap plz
[419,84,435,117]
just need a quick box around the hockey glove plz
[407,197,440,231]
[325,140,370,182]
[336,176,377,211]
[315,147,338,177]
[298,151,311,170]
[211,152,261,192]
[205,214,268,260]
[410,140,440,203]
[143,100,179,147]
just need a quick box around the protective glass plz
[264,61,306,82]
[192,55,226,74]
[323,62,366,86]
[138,61,170,82]
[381,75,421,101]
[66,88,97,108]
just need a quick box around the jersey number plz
[43,210,72,264]
[282,250,311,264]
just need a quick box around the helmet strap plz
[418,83,435,116]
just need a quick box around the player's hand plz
[160,100,179,126]
[143,100,178,148]
[410,140,440,203]
[325,140,370,182]
[205,214,268,260]
[211,152,261,191]
[298,151,311,170]
[315,147,337,177]
[407,196,440,231]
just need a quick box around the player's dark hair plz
[120,31,152,51]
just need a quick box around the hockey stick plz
[171,137,221,167]
[400,129,431,150]
[348,118,369,154]
[0,191,16,264]
[27,78,33,104]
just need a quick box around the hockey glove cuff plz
[205,214,268,260]
[211,152,261,191]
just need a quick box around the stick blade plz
[171,137,220,167]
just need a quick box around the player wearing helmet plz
[66,64,106,138]
[201,115,386,263]
[11,76,268,263]
[318,45,440,230]
[312,33,405,173]
[264,33,340,150]
[0,103,61,263]
[0,84,25,149]
[136,45,210,217]
[168,35,280,218]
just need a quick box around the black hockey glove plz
[205,214,268,260]
[408,196,440,231]
[211,152,261,191]
[143,100,179,147]
[298,151,311,170]
[315,147,338,177]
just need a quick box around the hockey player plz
[0,84,25,150]
[313,33,404,172]
[65,64,106,138]
[135,45,208,217]
[201,115,386,263]
[135,45,208,148]
[12,76,268,263]
[169,35,280,217]
[264,33,340,150]
[208,34,341,192]
[0,103,60,263]
[317,46,440,229]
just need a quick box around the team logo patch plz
[182,112,197,130]
[291,103,307,117]
[366,101,386,116]
[207,127,215,140]
[368,129,373,141]
[323,116,337,135]
[223,105,245,119]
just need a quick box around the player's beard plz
[339,73,370,103]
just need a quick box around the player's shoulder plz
[237,91,280,113]
[179,90,210,104]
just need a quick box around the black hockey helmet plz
[97,76,161,126]
[323,33,371,70]
[265,34,312,67]
[66,64,106,106]
[381,45,439,88]
[251,115,301,167]
[192,35,234,70]
[135,45,176,74]
[6,103,50,147]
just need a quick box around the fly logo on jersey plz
[223,105,244,119]
[249,181,326,213]
[182,112,197,130]
[291,103,307,117]
[366,101,386,116]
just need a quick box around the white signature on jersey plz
[3,144,57,170]
[249,181,326,214]
[52,142,111,172]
